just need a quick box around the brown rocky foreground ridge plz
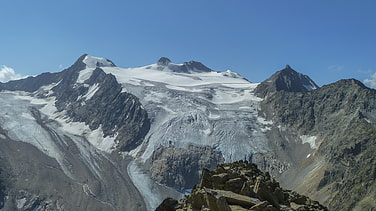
[156,161,327,211]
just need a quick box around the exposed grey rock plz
[159,161,328,211]
[0,54,150,210]
[259,78,376,210]
[148,145,224,190]
[1,54,150,151]
[0,130,146,210]
[155,57,213,73]
[52,67,150,151]
[255,65,319,98]
[180,61,213,73]
[155,198,178,211]
[157,57,172,66]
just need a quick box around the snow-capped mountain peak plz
[157,57,172,66]
[82,54,116,68]
[255,64,319,97]
[221,69,244,79]
[151,57,213,73]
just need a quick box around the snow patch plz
[101,66,251,87]
[0,92,73,177]
[303,84,316,90]
[257,117,273,125]
[83,83,100,100]
[165,85,203,92]
[83,55,114,68]
[221,83,259,89]
[300,135,317,149]
[208,113,221,120]
[76,68,95,84]
[144,92,168,103]
[55,118,117,153]
[128,160,163,211]
[7,92,117,153]
[16,197,27,209]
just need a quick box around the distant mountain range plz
[0,55,374,210]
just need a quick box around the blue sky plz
[1,0,376,88]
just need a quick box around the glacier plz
[0,55,280,210]
[79,56,275,209]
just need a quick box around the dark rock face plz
[0,129,146,210]
[0,72,61,93]
[0,54,151,210]
[0,163,7,209]
[255,65,319,98]
[157,57,172,66]
[261,79,376,136]
[0,54,150,151]
[155,198,178,211]
[155,58,213,73]
[180,61,213,73]
[259,78,376,210]
[52,66,150,151]
[148,145,224,190]
[157,161,328,211]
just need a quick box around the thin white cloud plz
[328,65,344,72]
[364,72,376,89]
[0,65,26,83]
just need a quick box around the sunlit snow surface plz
[96,60,273,210]
[0,89,116,179]
[300,135,318,149]
[98,62,272,162]
[0,56,274,210]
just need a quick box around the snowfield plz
[80,55,277,210]
[77,55,274,162]
[0,55,282,210]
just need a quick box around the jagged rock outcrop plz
[180,61,213,73]
[0,55,150,210]
[157,57,172,66]
[154,57,213,73]
[1,54,150,151]
[52,66,150,151]
[257,78,376,210]
[255,65,318,98]
[156,161,327,211]
[148,145,224,189]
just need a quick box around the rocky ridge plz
[255,65,318,98]
[156,161,327,211]
[0,54,374,210]
[155,57,213,73]
[256,77,376,210]
[0,54,150,151]
[0,55,150,210]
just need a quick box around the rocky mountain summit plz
[156,161,327,211]
[155,57,213,73]
[255,65,319,98]
[256,77,376,210]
